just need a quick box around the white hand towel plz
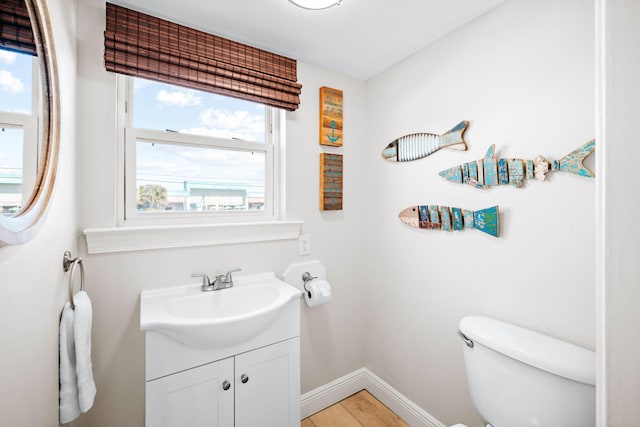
[73,291,96,412]
[59,302,81,424]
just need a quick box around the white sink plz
[140,272,302,349]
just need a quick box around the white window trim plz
[118,76,281,226]
[81,76,299,254]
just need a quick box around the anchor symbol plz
[326,120,340,143]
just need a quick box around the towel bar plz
[63,251,85,310]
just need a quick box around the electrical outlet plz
[299,234,311,255]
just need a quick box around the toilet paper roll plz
[304,279,332,307]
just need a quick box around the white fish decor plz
[382,121,469,162]
[398,204,499,237]
[439,139,595,189]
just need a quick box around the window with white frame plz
[0,48,40,216]
[120,76,281,225]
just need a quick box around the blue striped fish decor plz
[398,204,499,237]
[382,121,469,162]
[439,139,595,189]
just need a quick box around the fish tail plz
[558,139,595,177]
[473,206,499,237]
[439,120,469,151]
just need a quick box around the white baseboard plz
[300,367,446,427]
[300,368,369,418]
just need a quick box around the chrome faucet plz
[192,268,241,292]
[213,268,241,290]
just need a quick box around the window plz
[0,48,39,216]
[120,76,282,225]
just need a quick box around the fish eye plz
[412,208,416,212]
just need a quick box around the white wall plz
[363,0,595,425]
[73,2,367,425]
[597,0,640,425]
[0,0,78,425]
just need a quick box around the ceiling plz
[109,0,508,81]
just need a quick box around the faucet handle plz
[224,267,242,282]
[191,273,212,290]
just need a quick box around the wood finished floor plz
[301,390,410,427]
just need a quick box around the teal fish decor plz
[439,139,595,189]
[398,204,499,237]
[382,121,469,162]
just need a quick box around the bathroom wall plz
[363,0,595,425]
[0,0,78,425]
[73,1,367,425]
[597,0,640,424]
[0,0,623,425]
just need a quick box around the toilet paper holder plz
[301,272,317,298]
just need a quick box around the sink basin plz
[140,272,302,349]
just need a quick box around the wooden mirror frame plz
[0,0,59,245]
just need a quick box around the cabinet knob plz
[240,374,249,384]
[222,380,231,391]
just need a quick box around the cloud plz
[7,108,29,114]
[0,70,24,93]
[193,108,265,141]
[156,89,202,107]
[0,50,17,65]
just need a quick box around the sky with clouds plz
[0,50,32,113]
[0,50,33,176]
[134,77,266,142]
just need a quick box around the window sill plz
[83,221,303,254]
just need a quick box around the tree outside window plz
[137,184,168,211]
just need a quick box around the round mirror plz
[0,0,59,244]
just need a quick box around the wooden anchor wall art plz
[439,139,595,189]
[319,87,343,147]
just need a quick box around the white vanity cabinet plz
[235,338,300,427]
[145,338,300,427]
[140,273,302,427]
[146,356,234,427]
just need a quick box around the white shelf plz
[83,221,303,254]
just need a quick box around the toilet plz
[452,316,595,427]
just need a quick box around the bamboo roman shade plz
[0,0,36,56]
[104,3,302,111]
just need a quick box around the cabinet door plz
[146,356,234,427]
[235,338,300,427]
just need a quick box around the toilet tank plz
[458,316,595,427]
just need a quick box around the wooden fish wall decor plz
[439,139,595,189]
[382,120,469,162]
[398,204,499,237]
